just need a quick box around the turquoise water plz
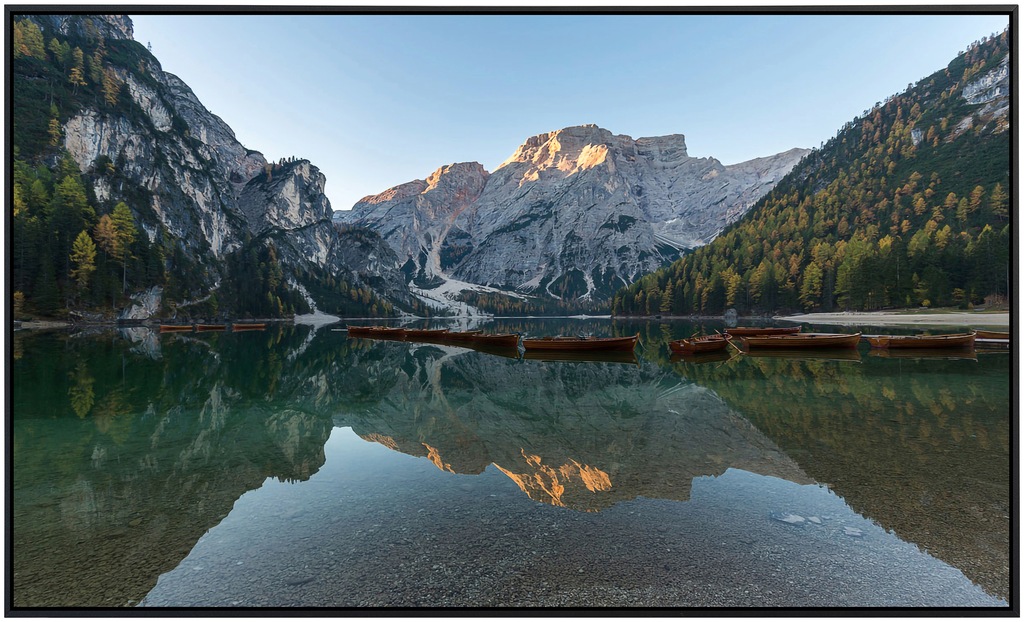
[11,320,1011,608]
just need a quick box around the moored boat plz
[371,327,408,339]
[231,323,266,331]
[402,328,449,339]
[975,330,1009,340]
[741,332,861,349]
[521,334,639,352]
[725,326,801,337]
[442,330,483,342]
[668,333,732,354]
[195,324,228,332]
[866,332,975,349]
[345,325,406,339]
[159,324,193,333]
[345,325,379,336]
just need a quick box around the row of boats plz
[345,325,639,352]
[348,324,1007,357]
[159,323,267,333]
[668,326,1008,354]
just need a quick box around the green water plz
[10,320,1011,608]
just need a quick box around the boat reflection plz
[669,350,733,365]
[522,349,639,365]
[455,342,522,359]
[743,348,862,362]
[868,348,978,361]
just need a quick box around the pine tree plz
[69,230,97,291]
[93,214,118,258]
[48,38,69,66]
[101,67,121,107]
[989,183,1008,220]
[111,202,137,293]
[48,118,62,146]
[14,20,46,59]
[69,48,87,92]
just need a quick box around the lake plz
[10,319,1011,609]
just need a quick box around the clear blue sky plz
[130,11,1009,212]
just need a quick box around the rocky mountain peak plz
[356,161,490,208]
[635,133,689,162]
[32,14,134,41]
[497,124,619,176]
[239,159,332,237]
[424,161,490,193]
[345,123,808,305]
[356,179,429,206]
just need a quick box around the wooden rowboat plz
[232,323,266,331]
[975,330,1009,340]
[195,324,228,332]
[741,332,861,349]
[521,334,639,352]
[345,325,406,339]
[369,328,408,341]
[669,333,732,354]
[866,332,975,349]
[725,326,801,337]
[441,330,483,342]
[402,328,449,340]
[345,325,379,336]
[159,324,193,333]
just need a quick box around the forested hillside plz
[613,30,1010,316]
[11,16,422,321]
[13,18,181,317]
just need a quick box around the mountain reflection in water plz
[337,342,811,510]
[10,321,1010,607]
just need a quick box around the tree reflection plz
[669,350,1010,600]
[68,360,95,419]
[11,322,1011,606]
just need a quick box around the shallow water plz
[10,320,1011,608]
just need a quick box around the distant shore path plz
[778,311,1009,328]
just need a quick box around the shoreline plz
[13,310,1011,331]
[777,311,1009,328]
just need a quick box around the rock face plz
[345,162,490,288]
[960,54,1009,133]
[119,286,163,321]
[342,124,808,301]
[28,14,415,316]
[234,160,416,307]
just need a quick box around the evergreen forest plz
[11,17,400,321]
[613,30,1010,317]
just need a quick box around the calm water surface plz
[11,320,1011,608]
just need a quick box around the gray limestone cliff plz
[29,14,415,316]
[342,124,808,301]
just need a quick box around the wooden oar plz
[716,328,744,354]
